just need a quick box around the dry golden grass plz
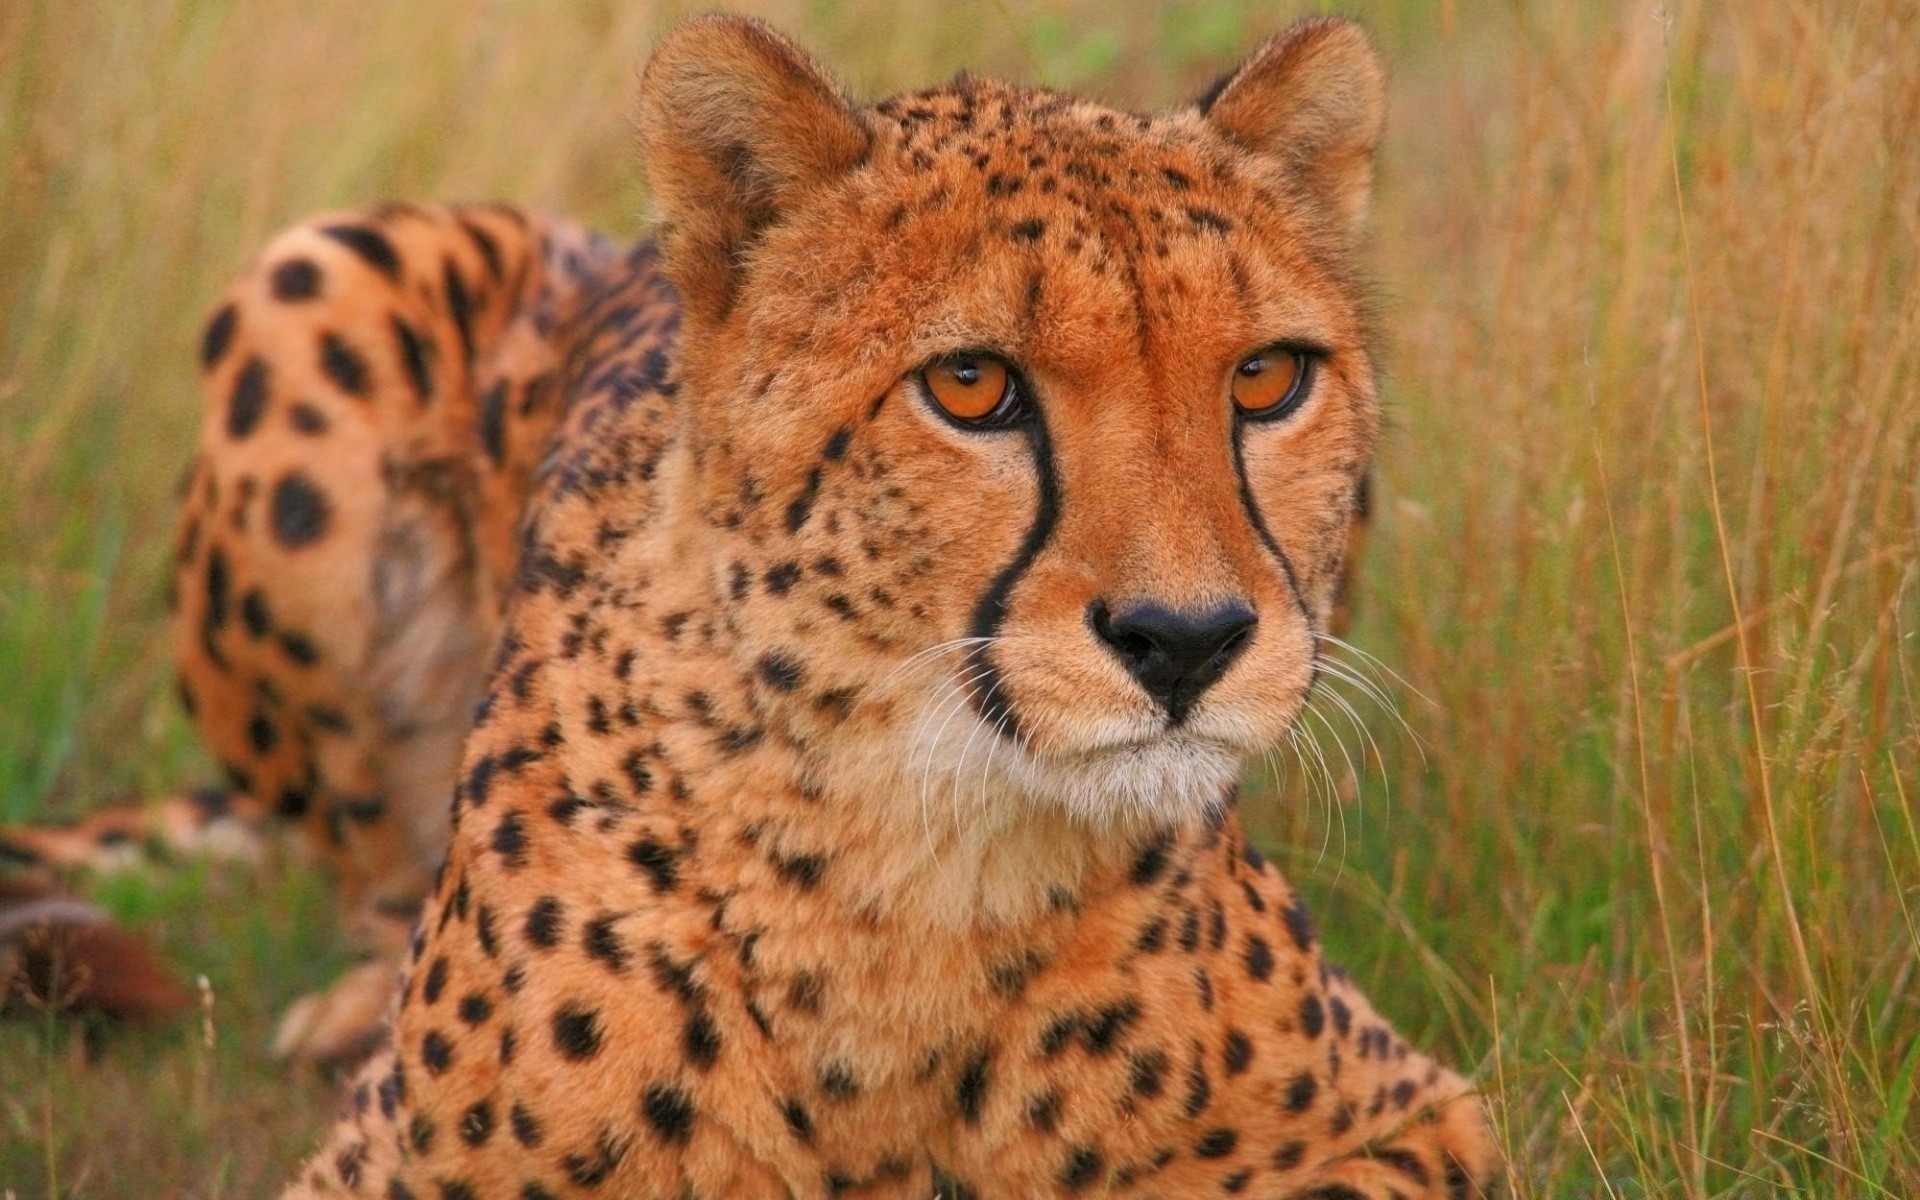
[1,0,1915,1195]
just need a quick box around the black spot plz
[1130,832,1172,885]
[551,1003,602,1060]
[1241,880,1267,913]
[1186,207,1232,233]
[240,588,272,637]
[319,332,371,396]
[278,631,320,665]
[459,1099,494,1146]
[1284,1071,1318,1113]
[1195,1128,1237,1158]
[1039,1013,1080,1056]
[202,303,238,370]
[204,546,230,624]
[421,957,448,1005]
[823,426,853,461]
[785,467,822,533]
[772,851,826,889]
[247,712,278,755]
[646,943,703,1002]
[745,998,774,1037]
[408,1112,435,1154]
[524,896,563,947]
[227,357,271,439]
[1223,1029,1253,1075]
[509,1103,544,1148]
[1292,1188,1368,1200]
[420,1030,453,1075]
[457,993,491,1025]
[562,1129,627,1187]
[321,224,402,280]
[1330,994,1352,1038]
[758,654,804,691]
[1026,1089,1062,1134]
[1274,1140,1306,1171]
[781,1097,814,1142]
[271,257,322,301]
[1084,1000,1140,1053]
[479,380,508,465]
[1444,1157,1476,1200]
[468,902,491,960]
[764,561,802,595]
[460,217,504,280]
[1375,1147,1429,1186]
[622,750,653,796]
[1244,934,1274,981]
[987,950,1044,998]
[956,1050,991,1122]
[932,1167,979,1200]
[1129,1049,1167,1097]
[641,1084,695,1143]
[1010,217,1046,241]
[443,258,476,361]
[1282,903,1316,951]
[1058,1147,1103,1193]
[584,914,628,971]
[1300,993,1326,1039]
[392,315,433,403]
[628,835,679,892]
[492,811,528,867]
[683,1007,721,1068]
[334,1143,366,1188]
[819,1062,857,1099]
[270,473,330,547]
[1184,1055,1212,1117]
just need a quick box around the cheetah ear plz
[636,16,869,323]
[1197,17,1386,240]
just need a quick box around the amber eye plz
[1231,349,1311,419]
[922,355,1016,424]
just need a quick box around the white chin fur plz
[996,736,1245,827]
[857,688,1248,834]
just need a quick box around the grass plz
[1,0,1915,1195]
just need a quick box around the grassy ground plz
[2,0,1915,1195]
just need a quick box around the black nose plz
[1090,599,1257,721]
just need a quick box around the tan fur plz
[21,14,1489,1196]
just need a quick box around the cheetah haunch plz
[58,12,1506,1197]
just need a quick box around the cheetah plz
[26,12,1503,1196]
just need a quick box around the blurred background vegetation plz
[2,0,1916,1195]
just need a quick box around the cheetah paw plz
[271,960,397,1066]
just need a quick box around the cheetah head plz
[639,17,1384,831]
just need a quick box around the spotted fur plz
[39,13,1497,1196]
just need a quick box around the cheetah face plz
[641,18,1384,827]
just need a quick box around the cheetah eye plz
[918,354,1025,428]
[1231,347,1316,421]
